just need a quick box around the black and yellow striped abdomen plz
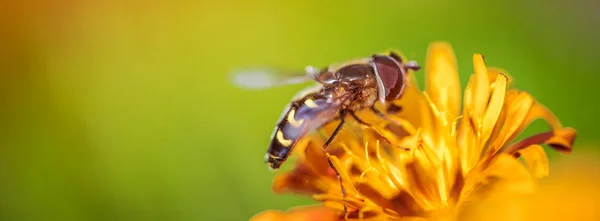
[265,92,341,170]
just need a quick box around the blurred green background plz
[1,0,598,220]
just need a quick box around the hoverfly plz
[232,51,420,213]
[232,51,420,171]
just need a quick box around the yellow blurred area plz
[0,0,598,221]
[463,148,600,221]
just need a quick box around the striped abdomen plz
[265,92,341,170]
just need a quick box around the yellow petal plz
[406,144,442,208]
[515,144,549,178]
[483,154,535,192]
[485,89,519,147]
[424,42,461,118]
[457,65,507,172]
[485,91,534,157]
[480,74,508,150]
[470,54,490,117]
[487,67,512,86]
[462,153,536,206]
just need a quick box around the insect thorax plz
[343,86,378,111]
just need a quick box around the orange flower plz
[252,42,577,221]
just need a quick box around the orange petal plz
[272,163,328,195]
[250,205,340,221]
[303,141,337,178]
[424,42,461,118]
[514,144,549,178]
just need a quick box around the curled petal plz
[505,127,577,155]
[424,42,461,118]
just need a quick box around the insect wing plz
[230,66,320,89]
[266,93,342,169]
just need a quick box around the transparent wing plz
[229,66,321,89]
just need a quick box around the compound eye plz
[372,55,405,101]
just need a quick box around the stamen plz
[451,115,463,137]
[364,141,371,167]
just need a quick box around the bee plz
[232,51,420,171]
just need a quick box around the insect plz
[232,51,420,170]
[232,51,420,213]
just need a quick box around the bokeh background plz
[1,0,599,220]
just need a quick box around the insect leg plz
[323,111,346,148]
[366,107,410,150]
[349,111,395,146]
[349,112,372,126]
[370,106,386,118]
[321,110,348,214]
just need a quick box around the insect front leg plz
[370,106,387,118]
[358,107,410,151]
[321,110,349,214]
[349,111,395,146]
